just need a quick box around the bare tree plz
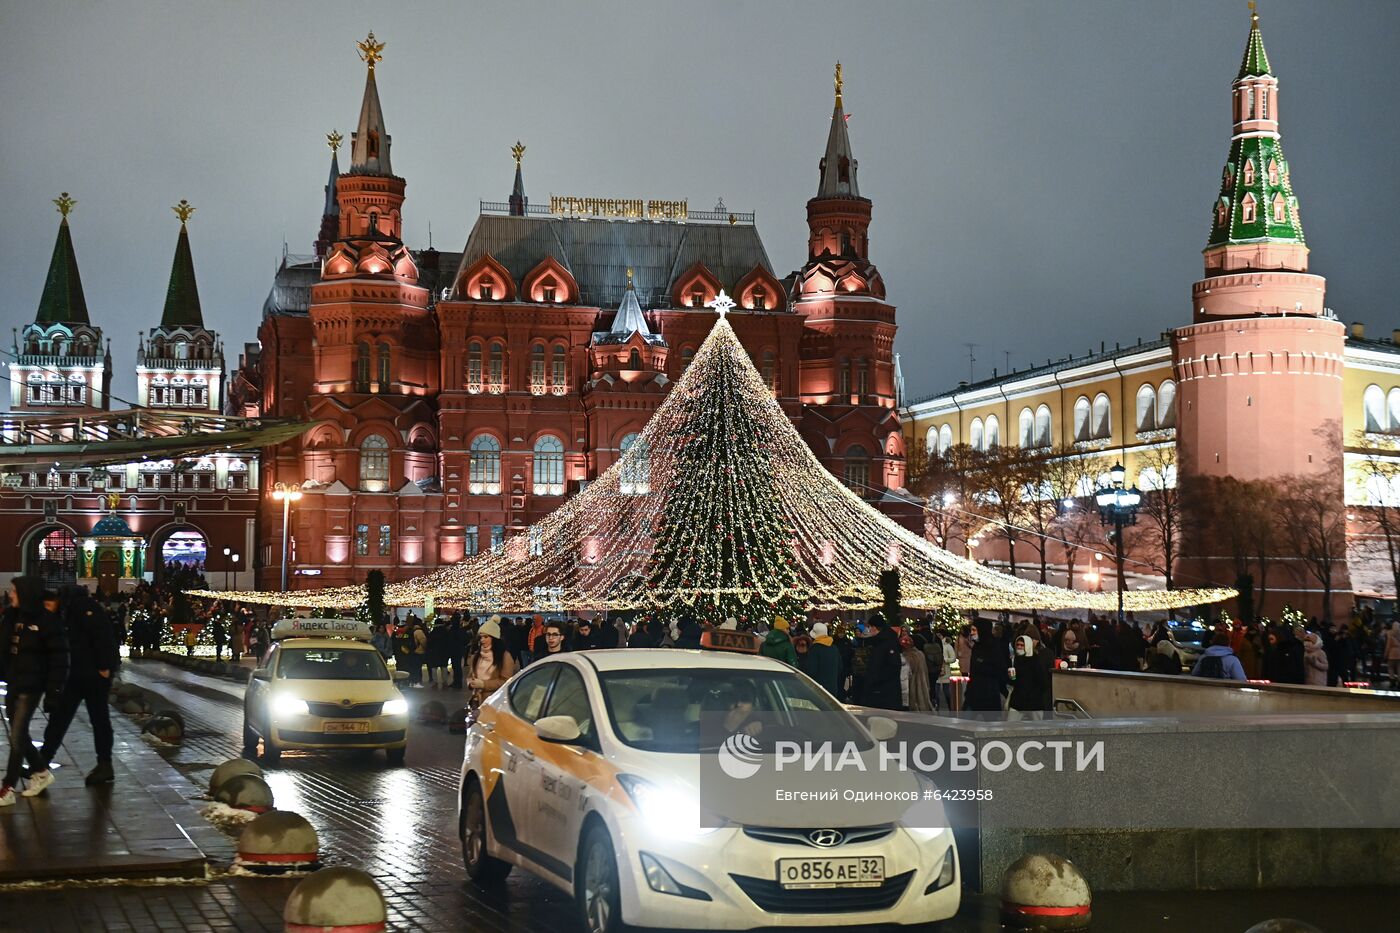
[1276,466,1348,624]
[1043,448,1108,589]
[972,444,1034,577]
[1183,474,1279,621]
[910,443,985,556]
[1020,451,1058,583]
[1137,446,1182,589]
[1352,433,1400,600]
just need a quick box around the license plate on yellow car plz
[324,721,369,734]
[777,856,885,889]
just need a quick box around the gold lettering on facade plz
[548,196,689,220]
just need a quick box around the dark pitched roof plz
[261,249,463,318]
[161,223,203,328]
[455,214,773,309]
[910,337,1171,406]
[36,219,90,325]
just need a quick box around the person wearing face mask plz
[1008,634,1053,719]
[964,620,1006,714]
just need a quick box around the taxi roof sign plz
[699,629,761,654]
[271,617,374,642]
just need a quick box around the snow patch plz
[200,801,258,832]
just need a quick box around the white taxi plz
[242,618,410,765]
[457,632,960,932]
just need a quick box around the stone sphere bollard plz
[210,758,264,796]
[238,810,320,873]
[217,773,275,813]
[448,706,471,734]
[1244,922,1325,933]
[283,867,386,933]
[1000,853,1092,930]
[142,715,185,744]
[113,683,142,702]
[418,700,447,724]
[154,709,186,732]
[121,698,152,716]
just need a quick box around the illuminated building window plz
[620,433,650,495]
[691,289,704,309]
[377,342,391,388]
[762,351,777,393]
[479,278,495,300]
[855,363,868,397]
[1073,396,1092,441]
[551,345,567,394]
[469,435,501,495]
[531,345,546,395]
[355,342,371,392]
[533,435,565,496]
[1035,405,1052,447]
[1137,384,1158,433]
[1092,393,1112,439]
[355,524,369,556]
[359,434,390,492]
[542,283,557,303]
[466,341,482,393]
[753,288,767,311]
[490,525,505,554]
[984,414,1000,448]
[1019,408,1035,448]
[837,360,850,397]
[844,445,869,492]
[378,523,392,556]
[465,525,479,556]
[489,343,505,393]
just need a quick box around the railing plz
[479,201,754,225]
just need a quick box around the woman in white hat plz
[467,616,518,707]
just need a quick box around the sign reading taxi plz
[699,629,761,654]
[270,617,373,641]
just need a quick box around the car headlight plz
[617,774,721,838]
[382,698,409,716]
[271,693,309,717]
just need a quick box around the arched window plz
[1073,396,1091,442]
[1242,158,1255,186]
[681,347,695,372]
[1019,408,1035,448]
[355,342,371,392]
[969,418,984,452]
[466,341,483,392]
[836,359,850,397]
[628,348,643,370]
[620,433,650,495]
[359,435,390,492]
[926,426,939,455]
[377,342,390,388]
[1388,388,1400,434]
[478,276,496,301]
[1267,158,1279,185]
[1158,380,1177,428]
[937,424,953,457]
[1365,385,1386,433]
[488,343,505,392]
[985,414,1000,449]
[1241,192,1257,224]
[469,435,501,494]
[844,445,869,491]
[762,351,777,393]
[1272,193,1286,223]
[531,344,546,394]
[1092,393,1112,439]
[533,435,564,496]
[551,345,567,393]
[1035,405,1052,447]
[1136,384,1158,433]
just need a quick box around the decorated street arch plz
[198,299,1233,617]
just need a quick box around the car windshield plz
[596,666,872,754]
[276,647,387,681]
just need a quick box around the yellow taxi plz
[457,632,960,932]
[242,618,410,765]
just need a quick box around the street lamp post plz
[231,552,240,590]
[271,483,302,592]
[1094,462,1142,623]
[222,546,231,590]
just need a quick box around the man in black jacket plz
[862,612,904,710]
[1,576,69,804]
[39,586,119,785]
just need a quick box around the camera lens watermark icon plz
[717,732,764,780]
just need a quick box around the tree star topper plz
[327,130,343,152]
[172,199,195,224]
[707,289,736,320]
[53,192,76,219]
[357,31,385,72]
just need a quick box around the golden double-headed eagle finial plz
[1248,1,1258,25]
[357,31,385,71]
[172,199,195,224]
[835,61,844,108]
[511,140,526,165]
[54,192,76,219]
[328,130,344,153]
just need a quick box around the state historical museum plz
[235,38,912,591]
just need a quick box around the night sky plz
[2,0,1397,405]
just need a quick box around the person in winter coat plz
[425,617,452,688]
[760,616,799,667]
[799,623,841,697]
[467,617,518,708]
[448,616,467,689]
[1,576,69,806]
[1060,626,1081,666]
[673,618,703,650]
[1238,625,1264,680]
[39,586,120,785]
[1146,639,1182,675]
[935,635,956,711]
[531,622,570,664]
[1384,621,1400,686]
[862,613,904,710]
[370,623,394,660]
[900,634,933,712]
[956,626,974,678]
[1008,635,1052,718]
[964,620,1007,713]
[1190,633,1247,681]
[229,618,245,663]
[1303,631,1330,686]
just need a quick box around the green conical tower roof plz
[36,194,90,325]
[161,201,204,328]
[1238,7,1271,78]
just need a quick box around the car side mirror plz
[394,671,409,683]
[867,716,898,741]
[535,715,582,744]
[251,669,269,682]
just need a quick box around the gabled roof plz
[36,217,90,325]
[456,214,772,310]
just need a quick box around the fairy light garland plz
[192,313,1235,613]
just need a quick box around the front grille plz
[308,701,384,718]
[278,729,405,745]
[742,825,894,848]
[730,870,913,914]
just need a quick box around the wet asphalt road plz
[1,658,1390,933]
